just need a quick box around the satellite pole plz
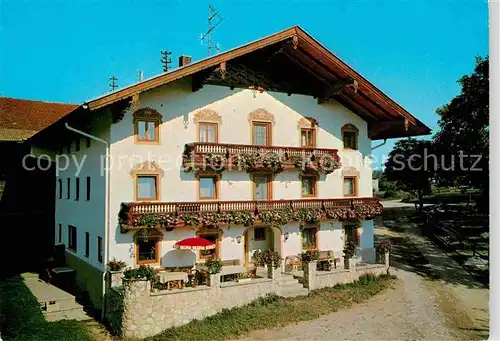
[160,50,172,72]
[200,4,225,56]
[109,76,118,91]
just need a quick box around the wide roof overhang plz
[65,26,431,140]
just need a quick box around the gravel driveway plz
[239,268,458,341]
[239,206,489,341]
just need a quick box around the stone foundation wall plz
[112,275,277,338]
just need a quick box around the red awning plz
[174,237,216,250]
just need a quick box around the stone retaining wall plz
[108,274,278,338]
[105,252,390,338]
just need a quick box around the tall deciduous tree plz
[384,138,435,209]
[433,56,489,192]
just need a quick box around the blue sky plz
[1,0,488,168]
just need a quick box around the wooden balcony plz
[182,142,340,173]
[119,197,382,231]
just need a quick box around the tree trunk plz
[417,191,424,211]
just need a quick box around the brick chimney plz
[179,55,192,67]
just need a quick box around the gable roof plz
[84,25,431,140]
[0,97,78,141]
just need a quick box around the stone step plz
[278,287,309,298]
[277,279,303,288]
[44,306,93,322]
[40,296,80,313]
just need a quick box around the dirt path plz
[240,268,458,341]
[239,212,489,341]
[377,218,489,340]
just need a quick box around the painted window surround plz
[130,161,164,202]
[133,107,163,144]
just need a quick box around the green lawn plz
[0,276,93,341]
[143,274,396,341]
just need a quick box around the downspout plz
[371,139,387,151]
[64,123,110,320]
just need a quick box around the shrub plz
[262,250,282,269]
[107,258,127,271]
[123,265,156,281]
[205,255,222,274]
[299,249,319,262]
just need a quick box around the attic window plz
[341,124,359,150]
[133,108,162,144]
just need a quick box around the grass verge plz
[0,275,93,341]
[144,273,396,341]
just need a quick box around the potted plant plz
[376,240,393,264]
[343,241,356,269]
[237,273,252,283]
[251,249,264,267]
[107,258,127,272]
[263,250,282,270]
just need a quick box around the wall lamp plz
[284,232,290,241]
[236,235,242,244]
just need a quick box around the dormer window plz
[341,124,359,150]
[137,120,158,142]
[133,108,162,144]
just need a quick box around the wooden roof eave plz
[295,29,419,126]
[82,25,430,139]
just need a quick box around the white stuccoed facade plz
[104,80,376,268]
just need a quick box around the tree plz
[433,56,489,192]
[384,138,435,209]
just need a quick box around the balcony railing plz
[119,197,382,231]
[182,142,340,173]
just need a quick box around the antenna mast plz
[200,4,225,56]
[109,76,118,91]
[160,50,172,72]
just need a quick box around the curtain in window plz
[301,130,313,147]
[343,178,354,195]
[302,228,315,248]
[146,122,156,140]
[199,177,215,197]
[301,177,314,195]
[138,177,156,199]
[199,125,207,142]
[253,125,268,145]
[254,175,269,200]
[138,121,147,139]
[199,124,217,143]
[345,226,360,246]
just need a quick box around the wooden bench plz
[317,250,341,270]
[434,224,464,249]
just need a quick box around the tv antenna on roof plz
[200,4,225,56]
[160,50,172,72]
[109,76,118,91]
